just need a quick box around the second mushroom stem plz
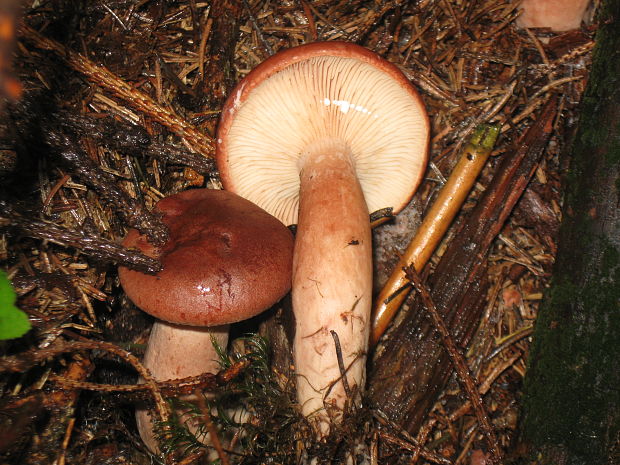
[293,140,372,436]
[136,321,229,452]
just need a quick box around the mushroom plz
[118,189,293,452]
[216,42,429,434]
[516,0,593,31]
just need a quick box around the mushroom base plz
[293,141,372,436]
[136,321,229,453]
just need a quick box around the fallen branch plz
[194,388,231,465]
[50,359,249,401]
[0,205,161,274]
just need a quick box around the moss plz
[521,163,619,461]
[522,240,620,462]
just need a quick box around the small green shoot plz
[0,271,31,340]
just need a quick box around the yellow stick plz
[371,124,500,346]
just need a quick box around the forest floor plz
[0,1,598,464]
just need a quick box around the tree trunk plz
[518,1,620,464]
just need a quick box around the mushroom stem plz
[293,140,372,435]
[136,321,229,453]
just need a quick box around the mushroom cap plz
[516,0,591,31]
[216,41,430,226]
[118,189,294,327]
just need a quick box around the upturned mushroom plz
[118,189,293,452]
[216,42,429,434]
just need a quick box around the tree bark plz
[519,1,620,464]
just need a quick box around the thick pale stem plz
[136,321,229,453]
[292,140,372,435]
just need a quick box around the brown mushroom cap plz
[216,41,429,226]
[119,189,293,327]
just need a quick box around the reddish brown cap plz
[119,189,293,326]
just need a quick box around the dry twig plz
[404,266,502,465]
